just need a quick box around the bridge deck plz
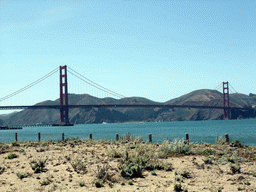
[0,104,252,110]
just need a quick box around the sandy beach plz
[0,135,255,192]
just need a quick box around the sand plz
[0,138,255,192]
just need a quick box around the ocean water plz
[0,119,255,146]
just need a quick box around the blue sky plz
[0,0,255,114]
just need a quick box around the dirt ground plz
[0,138,255,192]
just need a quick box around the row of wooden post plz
[14,132,230,143]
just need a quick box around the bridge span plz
[0,104,253,111]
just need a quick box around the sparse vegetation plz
[5,153,18,159]
[30,157,48,173]
[0,135,255,191]
[71,157,87,174]
[79,180,86,187]
[229,163,241,174]
[16,172,28,179]
[0,142,9,154]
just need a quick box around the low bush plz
[5,153,18,159]
[159,138,193,158]
[120,163,143,178]
[201,149,215,155]
[30,158,48,173]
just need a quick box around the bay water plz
[0,119,255,146]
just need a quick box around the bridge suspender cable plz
[67,66,126,99]
[0,67,59,103]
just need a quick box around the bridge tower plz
[223,81,230,119]
[59,65,70,125]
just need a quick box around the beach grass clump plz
[0,142,9,154]
[5,153,18,159]
[215,136,226,145]
[96,164,114,181]
[175,175,183,182]
[12,141,20,147]
[30,157,48,173]
[128,179,133,185]
[0,166,6,174]
[119,133,143,143]
[107,148,123,159]
[16,172,28,180]
[71,157,87,174]
[174,183,182,192]
[203,157,213,164]
[93,179,104,188]
[158,138,194,158]
[39,177,52,186]
[79,180,86,187]
[174,169,192,179]
[95,164,115,186]
[228,162,241,174]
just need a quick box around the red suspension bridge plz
[0,66,254,126]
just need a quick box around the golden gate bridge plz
[0,66,254,126]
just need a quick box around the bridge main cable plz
[0,67,59,103]
[67,66,126,99]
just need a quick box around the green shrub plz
[120,163,143,178]
[5,153,18,159]
[201,149,215,155]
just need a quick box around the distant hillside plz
[2,89,256,126]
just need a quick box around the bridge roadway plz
[0,104,253,110]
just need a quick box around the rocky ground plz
[0,135,255,192]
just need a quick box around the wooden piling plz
[38,132,41,142]
[185,133,189,143]
[225,133,229,143]
[62,133,64,141]
[90,133,92,140]
[15,133,17,142]
[116,133,119,141]
[149,134,152,143]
